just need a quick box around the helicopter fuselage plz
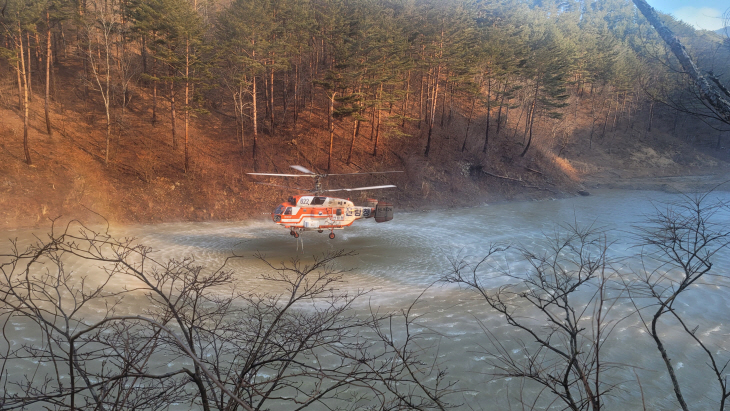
[248,165,398,238]
[271,195,392,237]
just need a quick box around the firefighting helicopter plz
[248,165,400,239]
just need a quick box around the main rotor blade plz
[247,172,316,177]
[326,171,404,176]
[254,182,312,191]
[290,165,316,175]
[324,185,397,192]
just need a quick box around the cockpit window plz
[284,207,292,215]
[312,197,326,205]
[274,205,284,215]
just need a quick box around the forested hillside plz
[1,0,728,229]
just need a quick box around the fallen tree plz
[632,0,730,124]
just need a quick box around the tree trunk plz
[647,100,654,133]
[35,32,42,75]
[269,65,275,133]
[105,105,111,166]
[444,81,456,124]
[263,63,270,122]
[26,32,32,102]
[418,70,425,130]
[45,11,53,137]
[282,71,289,121]
[633,0,730,123]
[373,100,382,156]
[373,83,383,156]
[347,118,358,164]
[141,35,147,74]
[235,88,245,155]
[251,47,259,145]
[252,75,258,170]
[184,39,190,173]
[496,80,508,136]
[327,92,336,173]
[424,62,441,157]
[16,49,22,110]
[103,46,110,166]
[520,80,539,158]
[482,76,492,154]
[152,57,158,124]
[369,106,376,141]
[440,77,448,127]
[461,94,476,152]
[611,93,618,133]
[69,343,75,410]
[523,99,533,145]
[19,23,31,165]
[601,99,610,139]
[170,77,177,150]
[402,70,411,128]
[589,94,597,148]
[651,311,690,411]
[293,54,300,126]
[511,101,526,142]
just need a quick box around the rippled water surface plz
[3,189,730,409]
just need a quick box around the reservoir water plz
[2,188,729,409]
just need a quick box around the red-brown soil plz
[2,65,729,231]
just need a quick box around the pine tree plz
[517,13,573,157]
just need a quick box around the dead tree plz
[632,0,730,125]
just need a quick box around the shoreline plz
[5,168,730,234]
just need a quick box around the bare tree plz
[0,220,457,410]
[81,0,117,166]
[626,191,730,411]
[359,291,457,411]
[0,223,192,410]
[220,67,252,156]
[443,224,625,411]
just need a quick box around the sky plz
[646,0,727,31]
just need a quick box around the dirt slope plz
[2,78,729,231]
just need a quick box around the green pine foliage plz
[1,0,726,170]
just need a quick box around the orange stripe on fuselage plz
[279,207,361,228]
